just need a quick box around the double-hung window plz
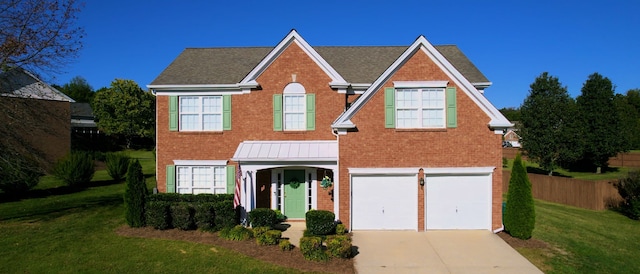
[179,96,222,131]
[283,94,305,130]
[385,81,456,129]
[396,88,445,128]
[176,165,226,194]
[273,82,315,131]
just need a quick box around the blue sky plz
[56,0,640,108]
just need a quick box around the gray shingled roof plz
[150,45,489,86]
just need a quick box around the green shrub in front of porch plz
[305,210,336,235]
[326,235,352,258]
[299,236,328,261]
[143,193,237,231]
[249,208,278,227]
[256,230,282,246]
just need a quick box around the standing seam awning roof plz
[231,141,338,162]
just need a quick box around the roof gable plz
[0,68,74,102]
[331,36,511,131]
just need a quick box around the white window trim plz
[175,164,227,194]
[179,95,223,132]
[394,81,448,88]
[173,160,228,166]
[283,83,306,131]
[395,87,446,129]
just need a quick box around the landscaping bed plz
[116,226,355,274]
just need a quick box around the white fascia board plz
[173,160,228,166]
[348,167,421,175]
[331,119,356,130]
[423,166,495,175]
[472,81,493,89]
[393,81,448,88]
[148,83,259,95]
[239,30,347,87]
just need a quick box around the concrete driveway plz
[352,230,542,274]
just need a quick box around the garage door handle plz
[382,207,384,214]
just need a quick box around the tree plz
[0,0,84,75]
[54,76,94,103]
[499,107,521,122]
[520,72,581,175]
[92,79,155,148]
[576,73,621,173]
[124,159,147,227]
[613,94,639,151]
[623,89,640,150]
[504,153,535,239]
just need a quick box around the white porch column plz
[333,168,339,220]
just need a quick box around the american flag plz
[233,164,241,208]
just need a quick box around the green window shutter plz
[306,94,315,130]
[166,165,176,193]
[446,87,457,128]
[273,94,283,131]
[169,96,178,131]
[384,88,396,128]
[223,95,231,130]
[226,165,236,194]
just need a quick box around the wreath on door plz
[288,177,301,189]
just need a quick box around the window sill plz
[176,131,224,135]
[282,130,308,134]
[394,128,447,132]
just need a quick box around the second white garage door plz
[351,174,417,230]
[425,174,491,230]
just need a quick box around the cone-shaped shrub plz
[124,159,148,227]
[504,153,535,239]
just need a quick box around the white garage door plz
[351,174,417,230]
[425,174,491,230]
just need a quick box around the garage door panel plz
[426,174,491,230]
[352,174,417,230]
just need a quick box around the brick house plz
[0,68,74,171]
[148,30,512,231]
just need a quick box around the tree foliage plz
[0,0,84,75]
[54,76,94,102]
[520,72,581,174]
[504,153,535,239]
[124,159,147,227]
[576,73,621,172]
[92,79,155,148]
[499,107,521,122]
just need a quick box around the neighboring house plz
[503,129,521,148]
[0,68,74,171]
[71,102,98,134]
[148,30,512,232]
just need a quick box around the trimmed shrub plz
[299,236,328,261]
[171,203,195,230]
[105,152,130,181]
[256,230,282,246]
[335,224,347,235]
[124,160,147,227]
[615,171,640,220]
[252,226,271,238]
[213,199,238,230]
[306,210,335,236]
[193,202,216,231]
[504,153,535,239]
[249,208,278,227]
[0,151,42,195]
[145,201,171,230]
[279,239,293,251]
[326,235,352,258]
[274,209,287,222]
[53,151,95,187]
[219,225,252,241]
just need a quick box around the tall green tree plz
[124,159,147,227]
[623,89,640,150]
[92,79,155,148]
[499,107,521,122]
[576,73,621,173]
[504,153,535,239]
[520,72,581,175]
[613,94,640,151]
[54,76,94,103]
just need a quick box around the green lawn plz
[0,150,301,273]
[515,200,640,273]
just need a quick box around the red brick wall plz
[0,96,71,172]
[156,42,342,204]
[337,50,503,230]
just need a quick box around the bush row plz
[145,194,238,231]
[299,235,352,261]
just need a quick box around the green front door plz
[284,170,306,219]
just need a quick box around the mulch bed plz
[497,231,549,249]
[116,226,355,274]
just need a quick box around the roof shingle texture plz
[150,45,489,86]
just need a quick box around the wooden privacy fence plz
[503,173,623,211]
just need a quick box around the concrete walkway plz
[279,222,305,246]
[352,230,542,274]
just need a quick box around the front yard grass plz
[0,150,301,273]
[513,199,640,273]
